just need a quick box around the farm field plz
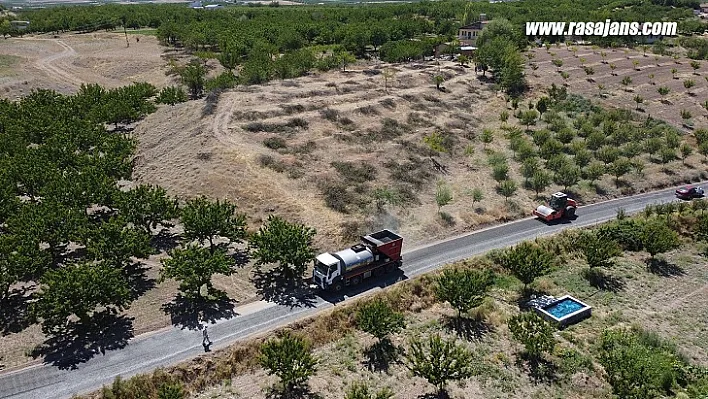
[526,45,708,131]
[1,32,707,373]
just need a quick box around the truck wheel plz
[384,263,395,273]
[351,276,361,285]
[332,281,344,293]
[565,206,576,218]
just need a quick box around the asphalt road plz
[0,181,705,399]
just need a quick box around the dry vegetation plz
[1,33,707,372]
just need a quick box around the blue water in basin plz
[544,298,585,318]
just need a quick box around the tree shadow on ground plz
[161,292,237,331]
[516,354,559,385]
[123,261,156,299]
[251,268,318,309]
[582,268,625,292]
[150,229,181,253]
[443,314,494,341]
[265,385,324,399]
[417,391,450,399]
[647,258,685,277]
[363,338,403,372]
[0,287,37,335]
[31,311,134,370]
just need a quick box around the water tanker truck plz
[311,229,403,292]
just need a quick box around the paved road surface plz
[0,182,704,399]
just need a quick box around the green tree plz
[157,383,184,399]
[529,170,551,197]
[581,231,622,268]
[500,110,509,124]
[405,334,474,398]
[644,137,664,157]
[0,234,50,302]
[179,60,207,99]
[641,219,680,259]
[657,86,670,99]
[481,128,494,148]
[520,157,541,184]
[519,109,538,130]
[507,312,555,360]
[680,143,693,165]
[585,161,605,183]
[356,298,405,342]
[471,188,484,205]
[596,145,621,165]
[659,147,676,165]
[683,79,695,95]
[249,215,317,280]
[259,332,318,392]
[498,179,517,202]
[180,196,247,253]
[435,182,453,212]
[553,163,581,191]
[217,43,245,72]
[608,157,633,188]
[84,216,152,268]
[536,97,549,116]
[433,75,444,91]
[690,60,701,72]
[492,163,509,182]
[435,268,494,318]
[156,86,188,106]
[598,328,683,399]
[160,244,234,298]
[344,381,394,399]
[34,262,131,334]
[117,184,179,233]
[633,95,644,110]
[497,241,555,290]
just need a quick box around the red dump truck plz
[311,229,403,292]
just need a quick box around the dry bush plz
[356,105,379,115]
[279,104,306,115]
[290,140,317,154]
[201,89,222,117]
[233,110,281,121]
[384,156,433,189]
[258,154,305,178]
[331,161,378,183]
[263,137,287,150]
[243,118,309,134]
[317,179,362,213]
[320,108,340,122]
[422,94,442,103]
[379,98,396,109]
[407,112,434,127]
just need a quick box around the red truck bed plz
[361,229,403,261]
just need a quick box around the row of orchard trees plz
[0,84,317,339]
[15,0,700,44]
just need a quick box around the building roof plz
[459,21,488,30]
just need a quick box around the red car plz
[675,186,704,200]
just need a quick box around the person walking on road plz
[202,324,212,352]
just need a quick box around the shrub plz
[331,161,377,184]
[508,312,555,359]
